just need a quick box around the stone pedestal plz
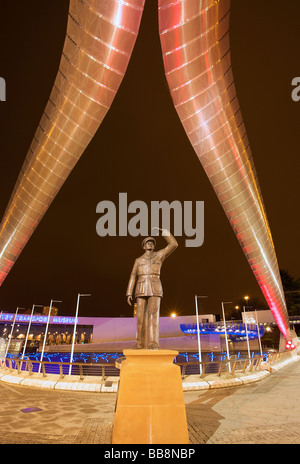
[112,349,189,444]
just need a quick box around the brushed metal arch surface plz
[159,0,289,337]
[0,0,145,284]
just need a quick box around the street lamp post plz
[21,304,44,367]
[221,301,232,371]
[195,295,208,375]
[243,296,252,359]
[5,307,25,358]
[255,310,263,356]
[243,306,251,358]
[69,293,91,375]
[38,299,62,374]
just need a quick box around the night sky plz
[0,0,299,319]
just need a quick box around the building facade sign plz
[0,313,77,325]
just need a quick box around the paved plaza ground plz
[0,358,299,445]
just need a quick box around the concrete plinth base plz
[112,349,189,444]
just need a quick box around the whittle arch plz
[0,0,290,338]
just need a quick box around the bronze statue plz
[126,228,178,349]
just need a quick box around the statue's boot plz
[148,342,159,350]
[133,342,144,349]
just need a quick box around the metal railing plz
[177,355,264,378]
[264,350,297,367]
[3,358,118,381]
[1,350,296,382]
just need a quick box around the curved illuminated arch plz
[159,0,289,337]
[0,0,290,338]
[0,0,145,283]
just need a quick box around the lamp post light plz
[69,293,91,375]
[255,310,263,356]
[21,304,44,367]
[221,301,232,372]
[243,306,251,358]
[234,305,240,319]
[195,295,208,375]
[243,296,252,359]
[38,299,62,374]
[5,307,25,358]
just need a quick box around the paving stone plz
[0,355,299,444]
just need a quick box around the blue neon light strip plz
[180,323,265,340]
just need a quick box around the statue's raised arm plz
[126,228,178,350]
[154,227,178,261]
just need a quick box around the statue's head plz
[142,236,156,250]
